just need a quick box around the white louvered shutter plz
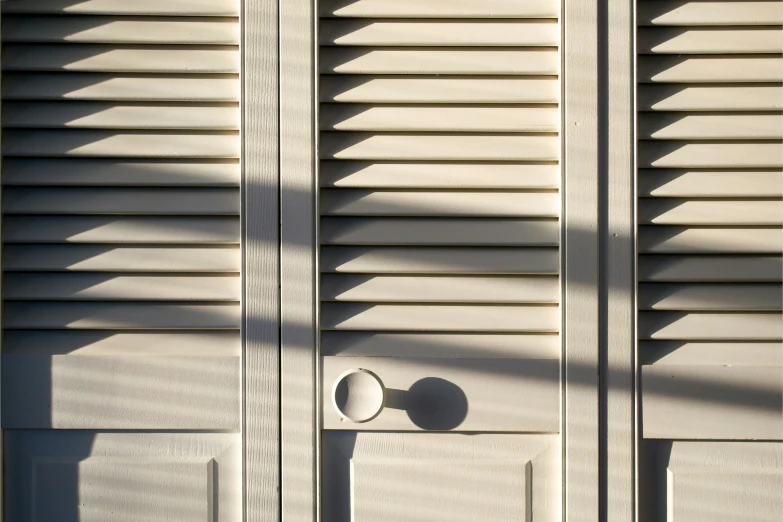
[636,1,783,519]
[1,1,242,520]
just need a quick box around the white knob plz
[332,369,385,423]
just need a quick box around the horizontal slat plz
[3,74,240,102]
[322,332,560,358]
[3,216,238,243]
[2,331,241,356]
[3,302,240,329]
[3,188,238,215]
[3,45,239,73]
[320,105,557,132]
[639,283,782,311]
[639,312,782,340]
[2,159,239,186]
[320,190,559,217]
[639,255,783,282]
[638,57,783,83]
[319,0,559,18]
[638,85,783,112]
[2,17,239,44]
[320,162,559,189]
[637,1,783,26]
[639,114,783,140]
[321,303,558,332]
[321,218,559,246]
[638,28,783,54]
[321,246,559,274]
[320,77,559,104]
[3,246,240,272]
[640,341,782,366]
[638,199,782,225]
[320,133,559,161]
[639,143,783,168]
[1,0,240,16]
[3,274,239,301]
[3,130,239,158]
[639,227,783,254]
[321,275,558,303]
[642,365,782,439]
[320,48,558,75]
[3,102,239,130]
[320,20,558,46]
[638,170,783,197]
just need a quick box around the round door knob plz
[332,369,385,423]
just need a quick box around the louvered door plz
[317,1,562,519]
[1,1,242,520]
[637,1,783,519]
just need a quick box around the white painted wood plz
[2,0,240,16]
[639,283,783,311]
[320,77,559,104]
[321,275,559,303]
[322,332,560,358]
[321,190,559,217]
[639,312,783,340]
[3,216,239,243]
[2,159,240,186]
[2,17,239,44]
[320,0,559,18]
[639,114,783,140]
[321,246,559,274]
[3,74,240,102]
[638,170,783,197]
[639,255,783,282]
[321,218,559,246]
[320,20,558,46]
[640,341,782,367]
[321,304,558,332]
[3,245,240,272]
[320,105,558,132]
[323,356,559,431]
[320,133,558,160]
[320,48,559,75]
[639,227,783,254]
[638,199,782,225]
[639,143,783,168]
[638,56,783,83]
[638,28,783,54]
[638,1,783,26]
[638,85,783,112]
[320,162,559,189]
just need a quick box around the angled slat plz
[2,17,239,44]
[321,246,559,274]
[3,45,240,73]
[320,190,559,217]
[320,133,559,161]
[320,77,559,104]
[638,85,783,112]
[1,0,240,16]
[640,341,783,366]
[639,227,783,254]
[2,102,239,130]
[320,20,558,47]
[638,28,783,54]
[637,1,783,26]
[638,170,783,197]
[638,57,783,83]
[3,130,239,158]
[321,303,559,332]
[3,245,240,272]
[2,188,238,215]
[638,199,783,225]
[3,274,240,301]
[639,255,783,282]
[3,302,240,329]
[320,105,558,132]
[2,74,240,102]
[3,216,239,244]
[321,218,559,246]
[639,312,783,340]
[639,114,783,140]
[639,283,783,311]
[319,0,559,18]
[320,48,559,75]
[2,159,240,186]
[321,275,559,303]
[320,162,559,189]
[639,142,783,169]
